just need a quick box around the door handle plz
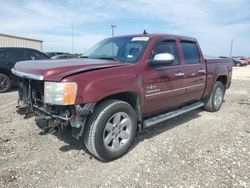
[198,69,206,73]
[175,72,185,77]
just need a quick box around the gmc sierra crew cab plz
[11,34,232,161]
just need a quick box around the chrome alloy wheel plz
[0,75,9,92]
[214,87,223,108]
[103,112,132,152]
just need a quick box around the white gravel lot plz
[0,66,249,188]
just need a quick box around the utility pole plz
[229,39,234,57]
[71,22,74,54]
[111,25,117,56]
[111,25,117,37]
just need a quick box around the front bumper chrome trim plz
[11,68,44,80]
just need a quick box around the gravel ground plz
[0,66,249,188]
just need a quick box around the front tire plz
[204,81,225,112]
[84,100,137,161]
[0,73,12,93]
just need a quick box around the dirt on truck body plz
[11,34,232,161]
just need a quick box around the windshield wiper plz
[98,57,121,63]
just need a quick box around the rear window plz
[180,42,200,64]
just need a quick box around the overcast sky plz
[0,0,249,56]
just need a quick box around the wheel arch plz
[216,75,227,88]
[0,68,12,77]
[97,92,142,131]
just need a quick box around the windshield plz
[83,36,150,64]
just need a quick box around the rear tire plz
[0,73,12,93]
[204,81,225,112]
[84,100,137,161]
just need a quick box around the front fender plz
[63,67,143,105]
[80,74,142,103]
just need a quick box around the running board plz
[143,102,204,128]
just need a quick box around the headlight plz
[44,82,77,105]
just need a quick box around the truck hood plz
[12,58,126,81]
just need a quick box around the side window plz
[5,50,23,62]
[152,41,180,65]
[0,51,6,62]
[24,50,48,60]
[180,42,200,64]
[22,50,32,60]
[32,51,49,59]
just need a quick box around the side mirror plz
[149,53,175,66]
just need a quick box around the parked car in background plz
[0,47,50,92]
[51,54,77,59]
[240,57,250,64]
[233,58,248,67]
[47,52,65,57]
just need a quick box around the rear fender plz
[214,65,228,85]
[207,65,228,97]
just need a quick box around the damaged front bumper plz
[16,78,95,139]
[17,99,95,139]
[17,102,95,124]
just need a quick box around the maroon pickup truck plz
[12,34,232,161]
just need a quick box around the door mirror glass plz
[149,53,175,66]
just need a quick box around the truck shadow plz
[46,108,203,160]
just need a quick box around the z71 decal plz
[146,85,160,94]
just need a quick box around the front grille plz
[31,80,44,107]
[19,79,44,107]
[18,79,73,120]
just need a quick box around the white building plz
[0,33,43,51]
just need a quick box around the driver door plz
[143,40,186,117]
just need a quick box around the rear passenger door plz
[179,41,206,103]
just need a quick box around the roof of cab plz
[112,33,197,42]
